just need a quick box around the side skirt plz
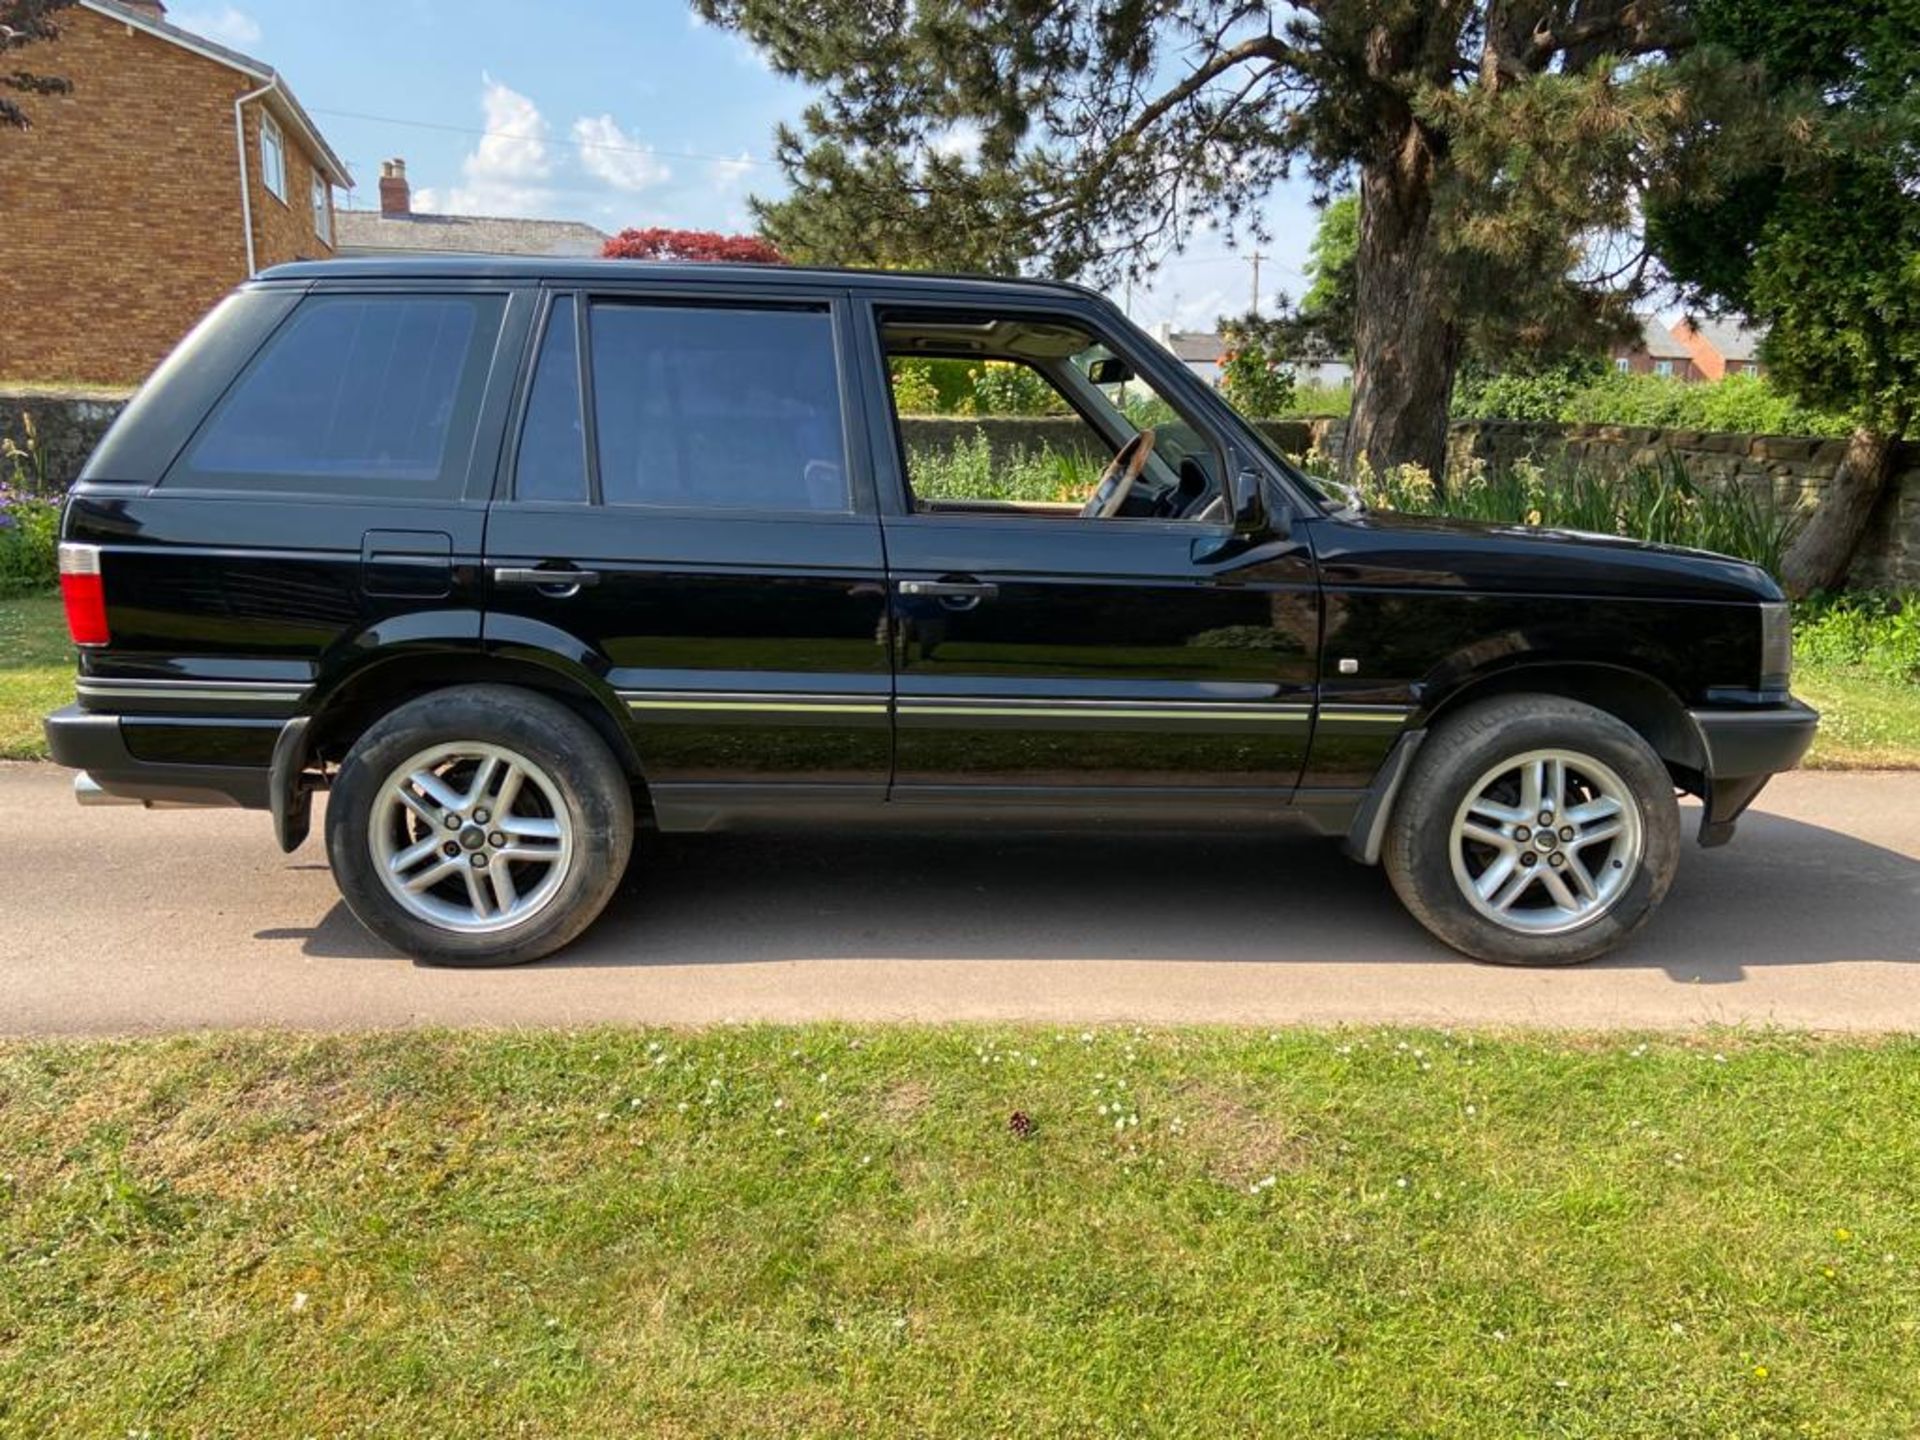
[648,782,1369,836]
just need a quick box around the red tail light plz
[59,544,110,647]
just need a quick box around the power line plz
[307,105,777,171]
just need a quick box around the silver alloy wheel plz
[1447,747,1645,937]
[368,741,574,934]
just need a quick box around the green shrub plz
[905,431,1101,503]
[1547,372,1850,436]
[0,413,61,597]
[1219,331,1296,419]
[968,361,1066,416]
[889,360,942,415]
[0,494,59,597]
[1454,367,1595,423]
[1793,591,1920,682]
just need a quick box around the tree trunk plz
[1345,140,1460,483]
[1778,425,1898,597]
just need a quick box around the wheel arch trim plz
[1413,658,1707,778]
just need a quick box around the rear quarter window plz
[169,293,507,497]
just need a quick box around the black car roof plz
[255,256,1107,305]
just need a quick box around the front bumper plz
[43,706,275,810]
[1687,698,1820,846]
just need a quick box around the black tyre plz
[1382,694,1680,966]
[325,684,633,967]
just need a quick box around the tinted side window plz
[514,296,588,503]
[176,293,505,496]
[589,302,848,513]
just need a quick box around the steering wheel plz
[1079,429,1156,520]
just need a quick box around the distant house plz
[1609,315,1767,383]
[1149,325,1226,386]
[1671,316,1766,380]
[1147,322,1354,389]
[333,159,612,258]
[1610,317,1702,381]
[1,0,350,386]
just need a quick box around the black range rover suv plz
[46,259,1817,967]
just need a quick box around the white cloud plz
[416,74,554,217]
[706,150,754,190]
[572,114,671,193]
[928,122,983,162]
[171,5,262,48]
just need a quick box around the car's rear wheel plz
[325,685,632,966]
[1383,695,1680,966]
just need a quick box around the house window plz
[1654,359,1676,377]
[311,174,331,244]
[1614,356,1630,374]
[261,113,287,203]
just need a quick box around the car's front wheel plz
[1383,695,1680,966]
[325,685,633,966]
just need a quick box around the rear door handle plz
[898,579,999,601]
[493,566,601,594]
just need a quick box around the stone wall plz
[0,393,128,493]
[1258,416,1918,589]
[8,392,1916,587]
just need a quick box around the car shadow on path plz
[272,805,1920,982]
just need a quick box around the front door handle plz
[493,566,601,596]
[898,579,999,601]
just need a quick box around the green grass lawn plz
[1,1027,1917,1437]
[0,592,71,760]
[0,589,1912,767]
[1795,663,1920,770]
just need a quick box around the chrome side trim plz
[78,682,306,705]
[621,690,888,717]
[900,702,1312,723]
[1317,706,1414,724]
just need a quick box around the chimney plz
[117,1,169,17]
[379,158,411,217]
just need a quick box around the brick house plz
[1671,316,1767,380]
[0,0,350,387]
[333,158,612,258]
[1609,317,1702,380]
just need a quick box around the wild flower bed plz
[1304,447,1802,577]
[0,412,61,597]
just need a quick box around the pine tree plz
[695,1,1764,478]
[1649,0,1920,594]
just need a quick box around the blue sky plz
[167,0,1325,332]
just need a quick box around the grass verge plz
[1797,662,1920,769]
[0,592,69,760]
[2,1027,1917,1436]
[1,590,1913,767]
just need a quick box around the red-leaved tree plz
[601,228,785,264]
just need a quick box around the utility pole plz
[1247,250,1268,316]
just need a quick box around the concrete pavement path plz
[1,763,1916,1034]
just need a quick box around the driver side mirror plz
[1227,449,1277,538]
[1192,449,1282,564]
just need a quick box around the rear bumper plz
[1688,698,1819,846]
[43,706,274,810]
